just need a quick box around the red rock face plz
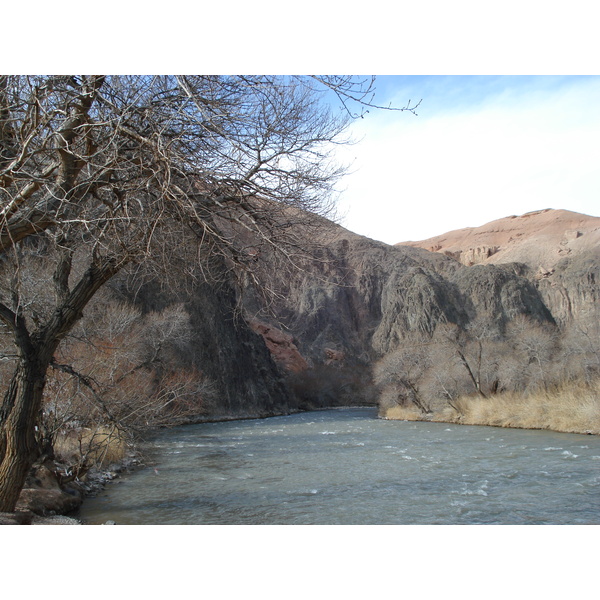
[396,209,600,271]
[249,319,309,373]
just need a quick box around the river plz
[78,408,600,525]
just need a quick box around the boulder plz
[16,488,82,516]
[15,459,84,517]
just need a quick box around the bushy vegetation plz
[375,316,600,434]
[0,284,216,478]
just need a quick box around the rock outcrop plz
[122,272,294,418]
[249,319,309,373]
[16,461,83,516]
[535,249,600,327]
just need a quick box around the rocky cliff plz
[395,208,599,328]
[111,263,294,419]
[243,215,563,384]
[535,248,600,327]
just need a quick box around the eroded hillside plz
[396,208,599,270]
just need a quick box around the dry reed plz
[383,379,600,435]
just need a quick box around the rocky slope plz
[57,206,596,418]
[115,269,293,418]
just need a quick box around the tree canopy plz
[0,74,411,511]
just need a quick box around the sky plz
[332,75,600,244]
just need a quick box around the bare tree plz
[375,321,505,416]
[373,334,433,414]
[0,75,417,511]
[429,323,489,398]
[504,315,561,391]
[561,321,600,384]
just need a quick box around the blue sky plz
[333,75,600,244]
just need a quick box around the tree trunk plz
[0,257,124,512]
[456,349,488,399]
[0,356,48,512]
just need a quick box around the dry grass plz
[381,404,428,421]
[383,379,600,435]
[54,425,129,468]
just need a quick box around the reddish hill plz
[396,208,600,273]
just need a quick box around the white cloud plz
[334,77,600,244]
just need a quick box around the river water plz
[78,408,600,525]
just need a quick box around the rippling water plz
[78,408,600,525]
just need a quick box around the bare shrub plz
[560,320,600,384]
[504,315,562,390]
[373,335,433,414]
[376,312,598,435]
[53,425,129,475]
[42,300,217,452]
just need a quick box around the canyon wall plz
[123,208,597,416]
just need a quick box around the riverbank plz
[381,380,600,435]
[0,449,144,525]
